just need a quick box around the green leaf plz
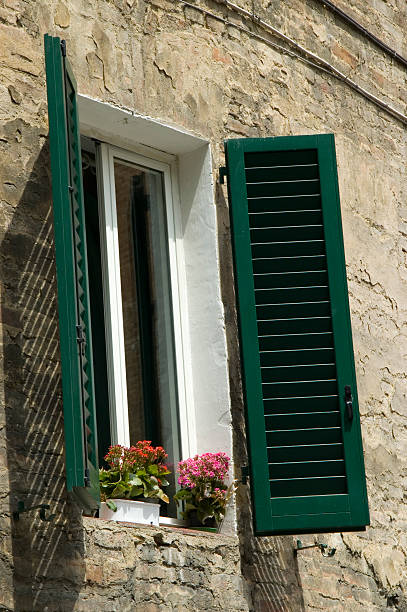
[111,483,127,498]
[174,489,191,500]
[159,468,171,476]
[129,486,143,498]
[106,500,117,512]
[147,464,159,476]
[158,491,169,504]
[129,476,143,487]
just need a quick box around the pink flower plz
[176,452,230,490]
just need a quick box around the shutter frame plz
[45,34,99,511]
[226,134,369,535]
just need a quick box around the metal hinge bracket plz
[13,501,56,522]
[241,465,249,484]
[84,468,90,488]
[219,166,227,184]
[76,324,86,356]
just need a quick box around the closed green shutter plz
[225,134,369,535]
[45,35,99,511]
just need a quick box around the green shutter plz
[45,35,99,511]
[226,134,369,535]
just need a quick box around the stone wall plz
[81,519,249,611]
[0,0,407,610]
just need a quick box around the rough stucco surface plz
[0,0,407,610]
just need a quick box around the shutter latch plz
[241,465,249,484]
[76,324,86,356]
[344,385,353,421]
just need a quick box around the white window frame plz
[95,143,194,458]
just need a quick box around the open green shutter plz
[45,35,99,511]
[226,134,369,535]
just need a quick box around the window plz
[225,135,370,535]
[45,34,367,536]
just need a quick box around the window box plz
[99,499,160,526]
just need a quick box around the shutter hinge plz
[241,465,249,484]
[12,500,56,522]
[60,39,67,57]
[219,166,227,184]
[295,540,336,557]
[76,324,86,356]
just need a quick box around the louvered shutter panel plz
[225,134,369,535]
[45,35,99,511]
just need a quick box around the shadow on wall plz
[215,181,306,612]
[1,120,84,611]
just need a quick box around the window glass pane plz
[114,160,180,502]
[114,162,146,443]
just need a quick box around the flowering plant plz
[174,452,235,526]
[99,441,170,511]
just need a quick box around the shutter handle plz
[344,385,353,421]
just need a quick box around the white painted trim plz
[78,98,233,488]
[105,146,196,458]
[78,94,206,156]
[95,143,130,446]
[169,165,197,457]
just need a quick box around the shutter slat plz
[252,240,325,258]
[248,195,322,213]
[255,286,330,305]
[263,379,338,399]
[261,364,336,383]
[270,458,345,479]
[270,476,347,498]
[268,442,344,463]
[267,427,342,447]
[251,225,324,243]
[245,164,319,182]
[264,395,339,414]
[249,210,323,228]
[257,301,331,320]
[247,179,320,199]
[259,331,333,351]
[266,411,341,430]
[253,254,327,273]
[258,317,332,335]
[254,270,328,289]
[245,149,318,167]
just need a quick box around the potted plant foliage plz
[174,452,236,531]
[99,441,170,525]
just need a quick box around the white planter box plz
[99,499,160,526]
